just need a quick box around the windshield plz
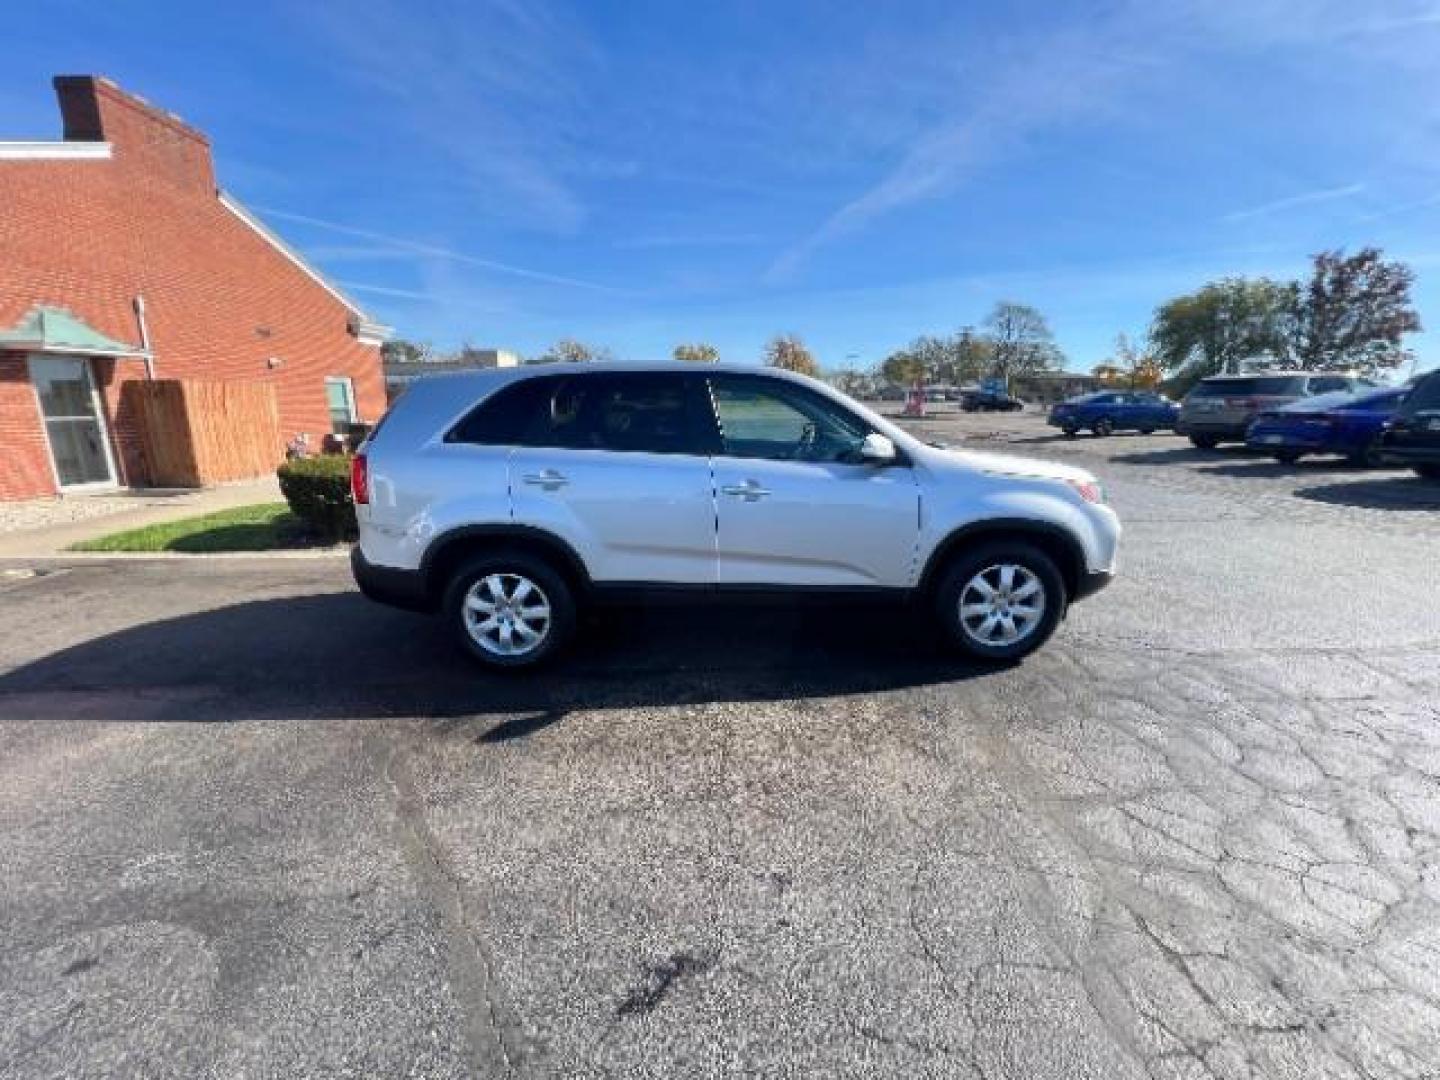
[1279,390,1359,413]
[1403,373,1440,411]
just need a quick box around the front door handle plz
[522,469,569,491]
[721,480,771,501]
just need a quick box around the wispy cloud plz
[616,233,767,250]
[763,1,1435,283]
[1220,183,1365,223]
[764,16,1155,282]
[1357,190,1440,222]
[338,281,436,301]
[299,0,600,232]
[1339,7,1440,36]
[254,206,628,294]
[305,245,427,264]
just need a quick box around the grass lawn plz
[69,503,323,553]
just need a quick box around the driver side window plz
[710,376,868,463]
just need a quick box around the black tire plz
[1416,464,1440,481]
[1347,439,1383,468]
[442,550,577,670]
[1189,435,1219,450]
[934,542,1067,662]
[1272,450,1302,465]
[1138,427,1155,436]
[1092,419,1114,437]
[1061,425,1079,438]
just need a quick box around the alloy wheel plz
[957,564,1046,648]
[463,573,552,657]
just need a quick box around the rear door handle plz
[721,480,771,501]
[522,469,569,491]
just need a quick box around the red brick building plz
[0,75,389,502]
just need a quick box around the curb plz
[0,548,351,562]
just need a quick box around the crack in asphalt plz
[366,727,525,1078]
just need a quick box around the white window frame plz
[28,354,120,492]
[324,376,359,433]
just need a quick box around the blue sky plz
[6,0,1440,373]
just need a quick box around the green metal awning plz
[0,305,150,358]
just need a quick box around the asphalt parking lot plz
[2,410,1439,1079]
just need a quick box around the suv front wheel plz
[443,551,577,669]
[935,542,1066,662]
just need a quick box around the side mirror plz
[858,432,898,464]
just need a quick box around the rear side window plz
[535,374,708,454]
[447,377,558,445]
[1188,380,1232,398]
[1307,376,1353,394]
[449,373,712,453]
[1191,376,1305,397]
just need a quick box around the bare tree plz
[983,302,1063,380]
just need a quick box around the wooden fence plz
[122,379,281,488]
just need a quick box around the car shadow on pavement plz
[1107,445,1256,466]
[0,593,988,725]
[1294,476,1440,512]
[1197,459,1361,479]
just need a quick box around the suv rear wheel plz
[935,542,1066,662]
[1189,434,1219,450]
[443,551,576,669]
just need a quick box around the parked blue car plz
[1245,387,1407,465]
[1047,391,1179,437]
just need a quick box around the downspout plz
[133,295,154,379]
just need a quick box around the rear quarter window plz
[446,377,557,445]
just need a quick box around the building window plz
[324,376,358,433]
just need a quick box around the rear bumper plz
[351,546,432,612]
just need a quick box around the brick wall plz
[0,354,58,500]
[0,76,387,500]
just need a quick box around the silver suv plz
[1178,372,1373,448]
[350,363,1121,668]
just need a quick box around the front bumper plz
[1177,419,1252,439]
[1382,445,1440,466]
[1245,430,1328,452]
[1073,568,1114,602]
[350,547,432,612]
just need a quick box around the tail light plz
[351,453,369,505]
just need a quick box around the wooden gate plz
[122,379,281,487]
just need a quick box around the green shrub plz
[277,455,355,542]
